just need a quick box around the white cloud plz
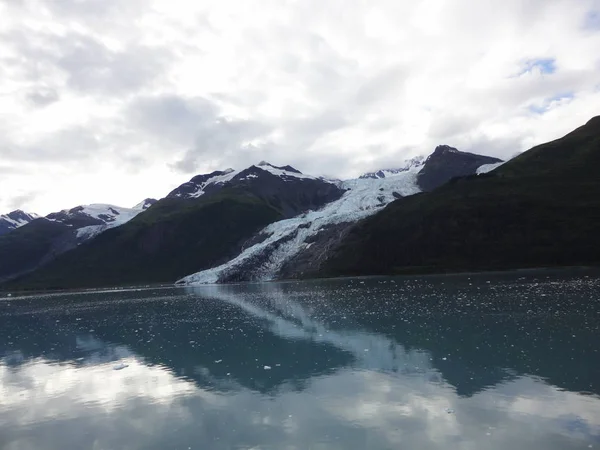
[0,0,599,214]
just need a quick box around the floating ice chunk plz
[215,359,223,363]
[264,365,272,370]
[113,362,129,370]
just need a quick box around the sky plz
[1,0,599,215]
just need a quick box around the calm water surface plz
[1,271,600,449]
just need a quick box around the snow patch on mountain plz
[178,166,422,285]
[133,198,157,210]
[0,210,39,235]
[477,162,505,174]
[0,210,38,228]
[359,156,425,179]
[45,203,152,242]
[255,161,317,180]
[189,169,238,199]
[169,163,327,200]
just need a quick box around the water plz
[1,271,599,449]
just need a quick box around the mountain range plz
[0,201,156,284]
[1,116,598,290]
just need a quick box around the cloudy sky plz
[1,0,599,214]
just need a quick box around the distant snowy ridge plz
[0,210,38,228]
[168,162,325,199]
[359,156,426,179]
[45,201,156,243]
[0,210,39,235]
[178,163,423,285]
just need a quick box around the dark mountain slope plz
[318,116,600,277]
[0,219,70,283]
[0,202,157,283]
[6,190,283,290]
[417,145,503,191]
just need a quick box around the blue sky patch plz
[528,92,574,114]
[584,10,600,30]
[521,58,557,75]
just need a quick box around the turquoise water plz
[1,271,599,449]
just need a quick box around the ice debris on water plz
[113,362,129,370]
[264,365,272,370]
[215,359,222,363]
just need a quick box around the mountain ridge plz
[0,200,157,283]
[316,115,600,277]
[0,210,38,236]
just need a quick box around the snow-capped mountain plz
[359,156,426,179]
[168,161,343,218]
[178,148,504,285]
[417,145,503,191]
[46,200,157,243]
[0,210,38,236]
[0,198,158,284]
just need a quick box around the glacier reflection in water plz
[1,272,600,449]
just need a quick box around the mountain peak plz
[432,145,460,155]
[418,146,503,191]
[0,209,39,236]
[133,198,157,210]
[256,162,303,174]
[359,156,426,179]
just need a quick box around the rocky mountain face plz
[0,200,157,283]
[0,210,38,236]
[318,116,600,277]
[168,162,344,218]
[417,145,503,191]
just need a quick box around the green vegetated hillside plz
[6,189,282,290]
[318,116,600,276]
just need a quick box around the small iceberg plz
[113,362,129,371]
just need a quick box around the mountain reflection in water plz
[1,271,599,449]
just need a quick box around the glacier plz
[177,161,424,285]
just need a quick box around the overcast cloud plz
[1,0,599,214]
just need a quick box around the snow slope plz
[178,165,423,285]
[477,162,505,174]
[0,210,38,228]
[0,210,39,235]
[68,202,154,242]
[359,156,425,179]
